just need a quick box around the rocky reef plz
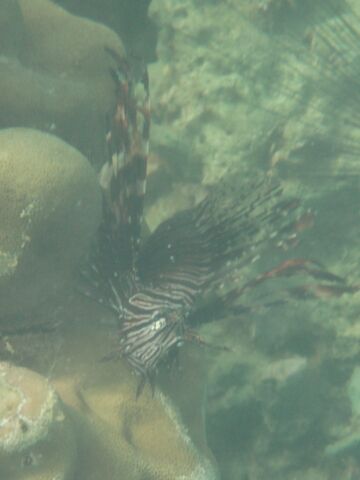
[147,0,360,479]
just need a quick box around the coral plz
[56,0,157,62]
[0,128,101,319]
[0,3,220,479]
[0,0,25,57]
[0,362,77,480]
[4,296,219,480]
[3,2,358,480]
[0,0,125,165]
[0,298,220,480]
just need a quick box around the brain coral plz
[0,0,125,165]
[0,362,77,480]
[0,127,101,319]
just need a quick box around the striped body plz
[120,299,186,374]
[96,175,300,381]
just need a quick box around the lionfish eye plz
[152,317,167,331]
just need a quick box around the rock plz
[0,362,76,480]
[0,0,125,166]
[148,0,287,187]
[0,127,101,319]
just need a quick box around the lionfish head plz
[120,307,187,376]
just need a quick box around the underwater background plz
[0,0,360,479]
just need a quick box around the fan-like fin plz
[81,50,150,308]
[136,176,302,309]
[98,48,150,274]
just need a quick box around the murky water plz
[1,1,360,479]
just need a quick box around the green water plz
[1,1,360,479]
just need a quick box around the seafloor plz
[1,0,360,479]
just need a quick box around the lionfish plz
[84,49,352,396]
